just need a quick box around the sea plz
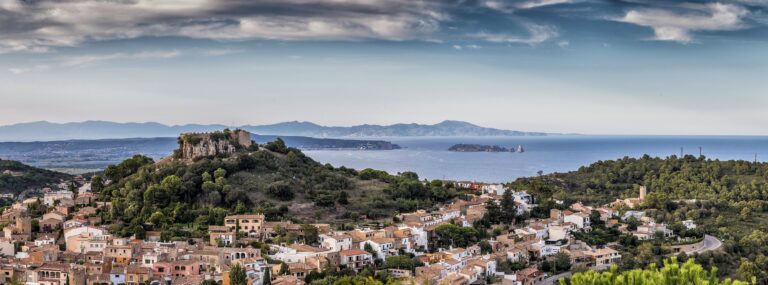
[304,136,768,183]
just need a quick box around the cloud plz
[8,65,49,74]
[9,50,180,74]
[0,0,449,53]
[202,48,244,56]
[618,3,749,43]
[479,0,572,13]
[516,0,572,10]
[479,0,514,13]
[471,24,558,45]
[61,50,181,67]
[452,44,482,50]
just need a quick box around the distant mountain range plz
[0,135,400,171]
[0,120,549,141]
[246,120,548,138]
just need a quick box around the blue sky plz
[1,0,767,135]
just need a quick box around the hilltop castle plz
[176,129,252,161]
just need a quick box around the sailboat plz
[515,145,524,153]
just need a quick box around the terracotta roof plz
[339,249,369,256]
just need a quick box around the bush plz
[267,181,294,201]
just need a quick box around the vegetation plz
[431,224,481,249]
[564,259,748,285]
[510,155,768,281]
[229,263,247,285]
[0,159,71,193]
[99,139,466,240]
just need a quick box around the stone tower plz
[639,186,647,200]
[17,216,32,234]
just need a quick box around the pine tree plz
[229,263,247,285]
[564,258,749,285]
[500,189,517,224]
[263,267,272,285]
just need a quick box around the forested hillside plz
[510,155,768,207]
[0,159,71,193]
[509,155,768,281]
[99,138,465,240]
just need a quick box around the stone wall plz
[177,129,252,161]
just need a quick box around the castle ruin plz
[177,129,252,161]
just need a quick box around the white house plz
[360,238,395,260]
[564,212,591,229]
[269,244,333,264]
[319,233,353,251]
[547,226,568,241]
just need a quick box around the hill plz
[0,120,549,141]
[247,120,548,137]
[508,155,768,206]
[0,159,72,193]
[508,155,768,279]
[99,131,464,240]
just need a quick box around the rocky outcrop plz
[177,129,252,160]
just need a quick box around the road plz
[536,272,572,285]
[692,235,723,254]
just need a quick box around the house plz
[319,233,353,251]
[0,238,14,256]
[41,217,64,232]
[64,226,110,253]
[360,238,395,260]
[440,272,469,285]
[583,248,621,270]
[43,190,75,207]
[272,275,306,285]
[339,249,373,271]
[224,214,266,238]
[513,192,537,213]
[622,211,645,222]
[682,220,697,230]
[634,222,673,240]
[481,184,505,195]
[506,247,528,263]
[126,264,152,285]
[209,225,237,246]
[502,267,545,285]
[110,265,127,285]
[564,212,591,230]
[33,263,70,285]
[596,208,618,222]
[76,192,96,205]
[547,225,568,241]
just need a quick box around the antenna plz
[699,147,702,157]
[756,153,759,163]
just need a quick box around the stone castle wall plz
[178,130,252,160]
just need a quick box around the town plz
[0,174,716,285]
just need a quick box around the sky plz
[1,0,767,135]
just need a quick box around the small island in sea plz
[448,144,525,152]
[448,144,510,152]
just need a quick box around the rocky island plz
[448,144,511,152]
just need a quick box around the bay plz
[304,135,768,183]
